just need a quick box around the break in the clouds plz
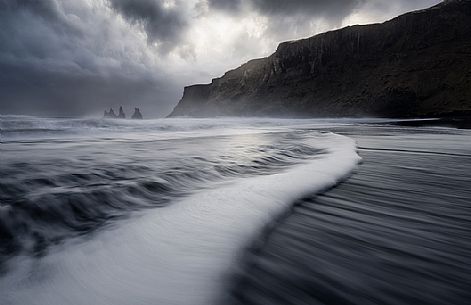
[0,0,441,117]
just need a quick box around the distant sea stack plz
[118,106,126,119]
[104,106,143,119]
[131,108,143,119]
[104,108,117,118]
[169,0,471,118]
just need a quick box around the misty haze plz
[1,1,471,305]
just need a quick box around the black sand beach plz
[229,125,471,305]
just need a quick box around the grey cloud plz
[0,0,60,19]
[109,0,187,53]
[206,0,244,11]
[206,0,363,17]
[251,0,363,17]
[205,0,365,47]
[206,0,438,16]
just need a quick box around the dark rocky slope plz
[169,0,471,118]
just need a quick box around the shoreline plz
[227,125,471,305]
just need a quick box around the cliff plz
[169,0,471,118]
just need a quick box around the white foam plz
[0,132,359,305]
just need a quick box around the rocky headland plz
[169,0,471,118]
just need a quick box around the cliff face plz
[169,0,471,118]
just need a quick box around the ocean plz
[0,116,470,305]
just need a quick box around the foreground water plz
[1,116,362,305]
[0,116,470,305]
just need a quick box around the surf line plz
[0,132,360,305]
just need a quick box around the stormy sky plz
[0,0,441,117]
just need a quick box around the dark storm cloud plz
[0,0,60,19]
[109,0,187,52]
[252,0,363,16]
[0,0,179,117]
[206,0,244,11]
[208,0,362,17]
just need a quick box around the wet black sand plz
[229,126,471,305]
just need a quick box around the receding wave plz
[1,133,324,259]
[0,117,359,305]
[228,126,471,305]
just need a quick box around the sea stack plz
[118,106,126,119]
[131,108,143,119]
[104,108,117,118]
